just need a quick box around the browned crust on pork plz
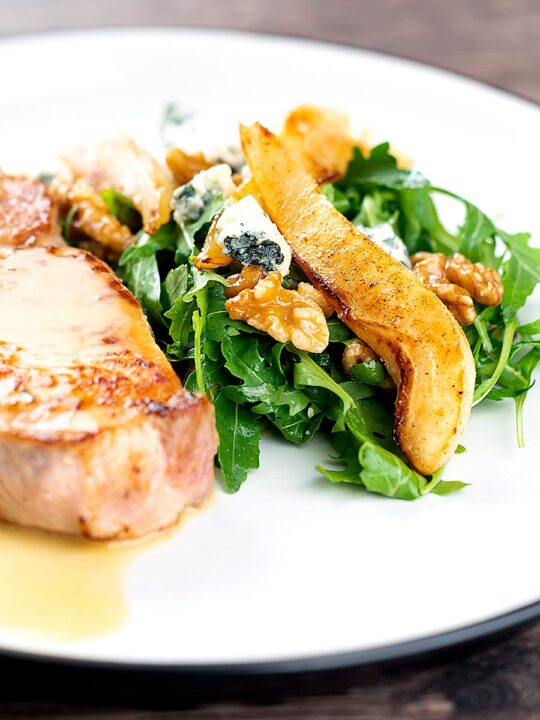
[0,173,64,247]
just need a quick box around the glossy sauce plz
[0,499,211,640]
[0,524,134,639]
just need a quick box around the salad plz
[56,106,540,500]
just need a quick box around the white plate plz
[0,28,539,671]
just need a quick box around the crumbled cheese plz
[356,222,411,268]
[215,195,292,275]
[206,144,246,173]
[171,164,235,225]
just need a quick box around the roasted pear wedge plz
[240,122,475,476]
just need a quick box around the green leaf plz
[221,335,278,387]
[165,296,194,348]
[192,308,206,394]
[124,254,163,321]
[322,184,350,214]
[430,480,469,496]
[458,203,496,263]
[183,267,228,303]
[62,204,79,244]
[501,255,538,323]
[399,187,459,254]
[327,316,354,343]
[164,265,189,307]
[292,349,353,415]
[499,231,540,283]
[473,311,494,355]
[518,318,540,337]
[100,188,141,230]
[473,318,518,405]
[225,385,310,416]
[359,443,426,500]
[119,220,178,268]
[185,353,230,399]
[184,195,225,239]
[342,144,428,190]
[351,360,386,385]
[317,435,363,485]
[270,407,323,445]
[205,285,261,341]
[214,393,260,493]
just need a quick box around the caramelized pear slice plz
[241,122,475,475]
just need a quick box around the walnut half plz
[225,271,329,353]
[297,282,335,318]
[49,175,134,259]
[411,251,503,325]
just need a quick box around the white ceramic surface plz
[0,28,539,668]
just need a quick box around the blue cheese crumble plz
[356,222,411,268]
[215,195,292,275]
[206,144,245,173]
[171,164,235,225]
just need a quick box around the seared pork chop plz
[0,173,64,248]
[0,246,217,539]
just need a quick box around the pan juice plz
[0,525,133,639]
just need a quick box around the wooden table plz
[1,1,539,717]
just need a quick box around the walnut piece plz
[225,265,264,298]
[297,282,335,318]
[225,271,329,353]
[342,339,377,373]
[410,251,502,325]
[49,176,134,259]
[445,253,503,307]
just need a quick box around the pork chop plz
[0,246,217,539]
[0,173,64,248]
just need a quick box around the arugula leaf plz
[292,349,353,415]
[342,144,428,190]
[214,393,260,492]
[184,195,224,240]
[518,318,540,336]
[474,319,518,405]
[458,203,497,264]
[270,407,323,445]
[123,254,163,322]
[501,256,538,323]
[119,220,178,267]
[359,443,426,500]
[430,480,470,496]
[351,360,386,385]
[62,204,79,244]
[327,316,354,343]
[225,385,310,416]
[101,188,141,230]
[499,231,540,283]
[399,188,459,254]
[164,265,189,305]
[183,267,229,303]
[192,307,206,394]
[317,434,362,485]
[205,285,261,341]
[322,184,350,214]
[165,297,194,350]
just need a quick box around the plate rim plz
[0,26,539,674]
[1,600,539,675]
[0,25,538,113]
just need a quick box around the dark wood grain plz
[0,1,539,718]
[1,0,539,102]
